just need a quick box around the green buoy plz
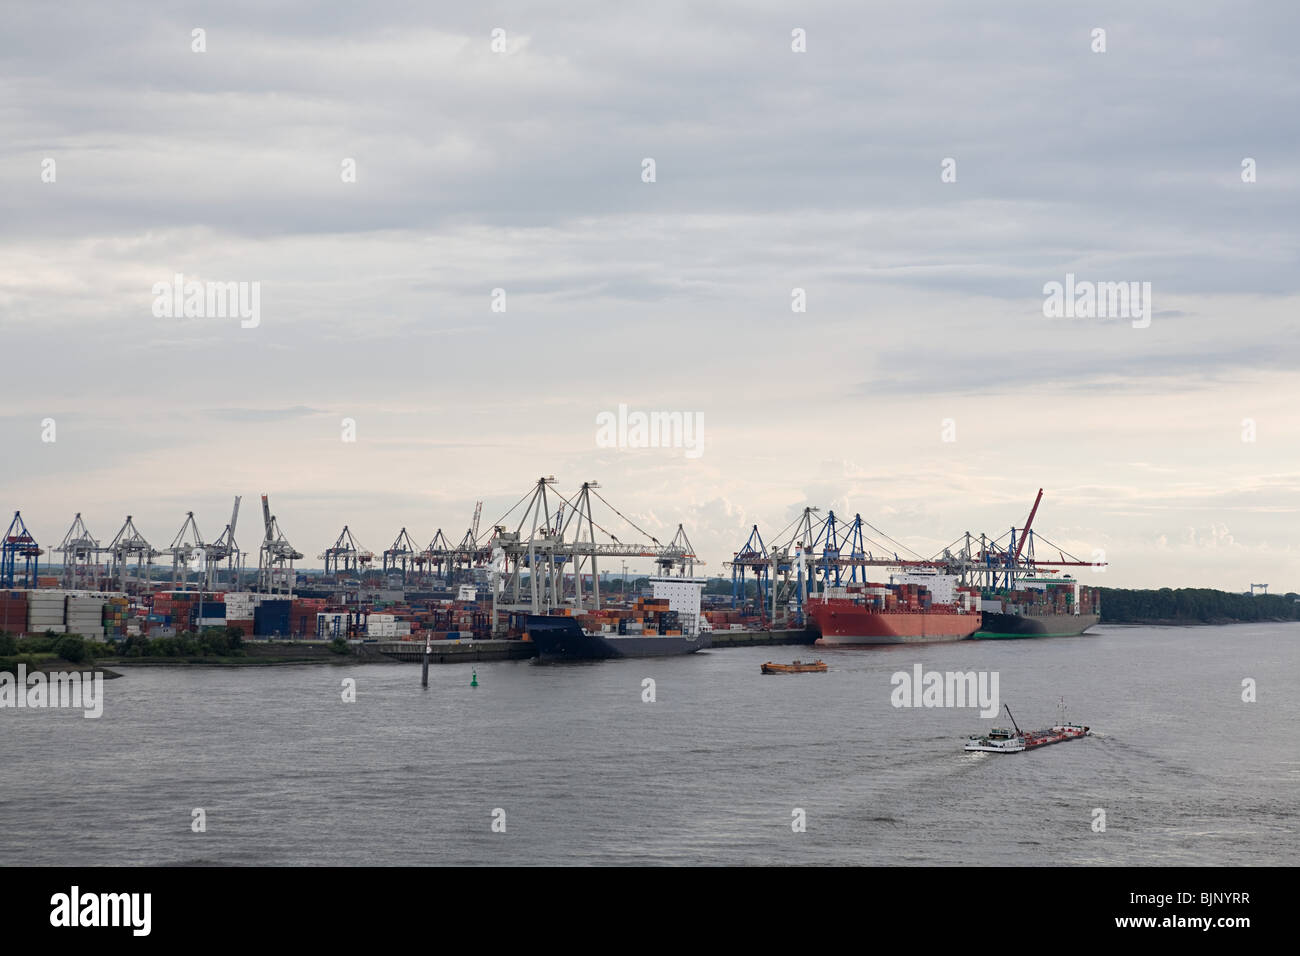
[471,669,478,688]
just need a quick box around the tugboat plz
[965,703,1090,753]
[760,659,828,674]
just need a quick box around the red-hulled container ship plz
[806,571,982,645]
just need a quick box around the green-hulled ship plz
[974,577,1100,639]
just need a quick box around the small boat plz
[761,659,827,674]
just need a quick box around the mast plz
[1003,704,1022,736]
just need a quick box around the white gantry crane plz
[486,477,703,633]
[106,515,159,594]
[204,496,243,590]
[164,511,206,589]
[55,513,103,589]
[257,494,302,595]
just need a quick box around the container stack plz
[254,599,292,637]
[956,586,981,612]
[197,599,227,630]
[1,590,29,633]
[702,608,764,630]
[27,590,67,634]
[103,596,130,639]
[290,598,326,636]
[317,612,348,638]
[66,594,108,640]
[224,592,260,635]
[153,592,201,632]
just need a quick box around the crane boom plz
[261,495,273,543]
[1003,704,1022,736]
[1013,488,1043,561]
[229,496,241,539]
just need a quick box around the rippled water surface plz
[3,623,1295,865]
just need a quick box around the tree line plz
[1098,588,1300,624]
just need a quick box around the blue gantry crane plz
[2,511,42,588]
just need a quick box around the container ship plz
[975,576,1100,639]
[525,614,710,659]
[806,571,982,645]
[526,578,712,660]
[960,489,1107,638]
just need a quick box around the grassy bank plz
[0,628,355,672]
[99,640,355,667]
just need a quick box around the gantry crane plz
[424,528,455,585]
[106,515,159,593]
[726,489,1108,624]
[164,512,206,588]
[55,513,102,589]
[204,496,243,589]
[486,477,704,632]
[320,526,374,578]
[1,511,42,588]
[382,528,420,582]
[257,495,302,595]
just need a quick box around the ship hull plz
[526,616,710,660]
[808,605,980,645]
[974,612,1099,639]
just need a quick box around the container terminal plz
[1,481,1103,655]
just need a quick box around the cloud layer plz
[2,2,1298,590]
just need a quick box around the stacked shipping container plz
[0,590,28,633]
[103,596,129,638]
[27,591,66,634]
[66,594,107,640]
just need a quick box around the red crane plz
[1013,488,1043,562]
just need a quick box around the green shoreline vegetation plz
[1097,588,1300,625]
[0,627,353,674]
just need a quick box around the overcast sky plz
[2,1,1297,590]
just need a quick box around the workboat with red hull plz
[807,571,982,646]
[964,704,1091,753]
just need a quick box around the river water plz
[3,623,1295,865]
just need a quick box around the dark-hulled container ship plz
[526,614,710,659]
[975,577,1100,639]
